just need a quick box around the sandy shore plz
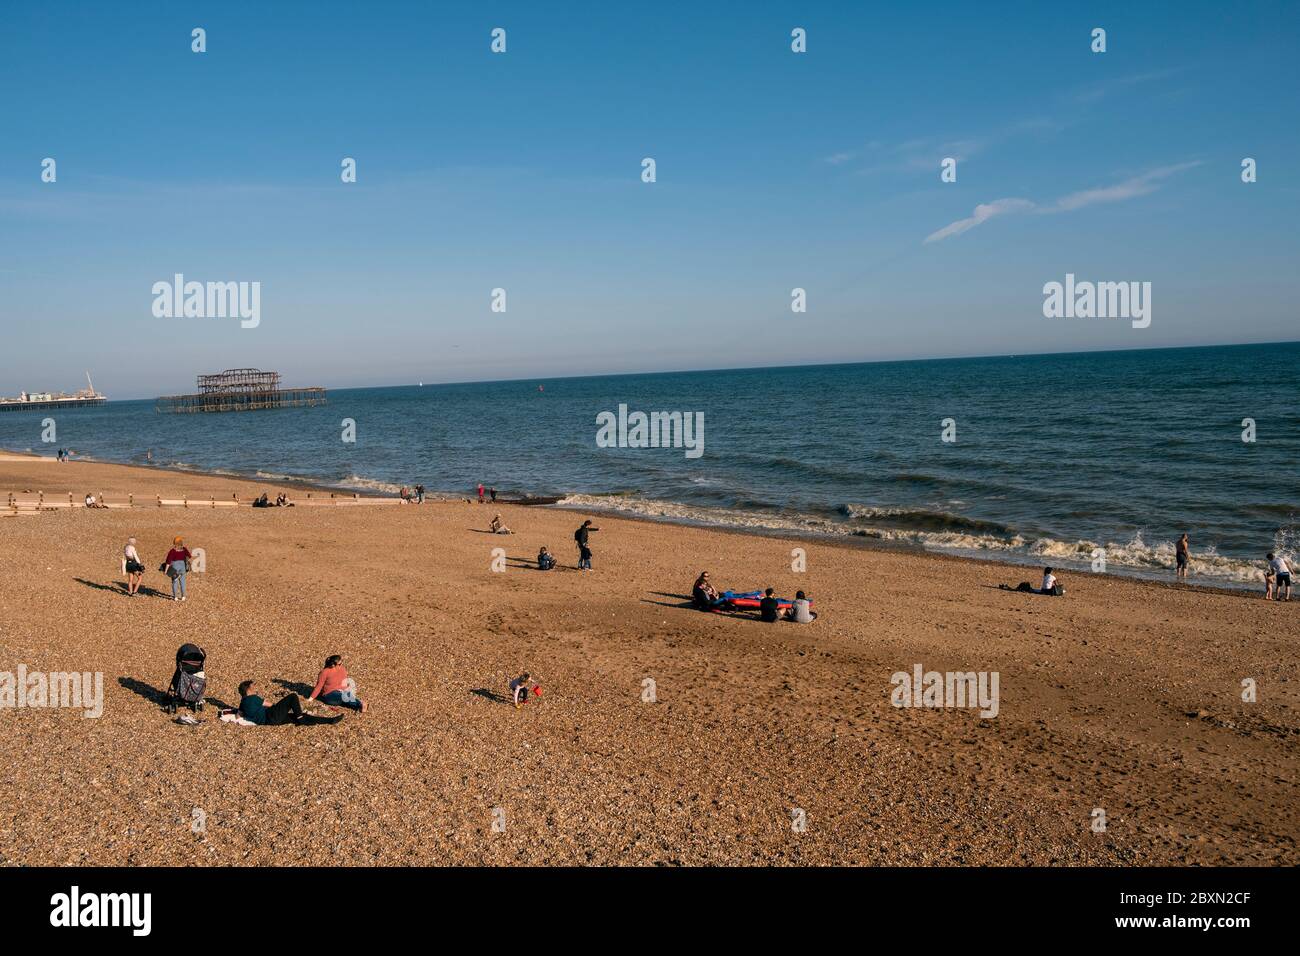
[1,453,1295,866]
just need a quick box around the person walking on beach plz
[574,519,599,570]
[163,536,192,602]
[490,486,497,503]
[415,484,425,504]
[305,655,367,712]
[123,537,146,596]
[1268,552,1292,601]
[477,483,485,504]
[1175,533,1190,580]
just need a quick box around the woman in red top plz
[163,536,192,602]
[306,655,367,712]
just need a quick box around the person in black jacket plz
[574,519,600,570]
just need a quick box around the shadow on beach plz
[75,577,169,599]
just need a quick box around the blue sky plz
[1,0,1297,398]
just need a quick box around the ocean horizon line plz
[71,337,1300,403]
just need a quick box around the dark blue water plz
[3,343,1297,585]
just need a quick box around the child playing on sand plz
[537,546,556,570]
[1268,552,1292,601]
[509,673,537,709]
[306,655,367,712]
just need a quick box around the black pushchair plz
[166,643,207,713]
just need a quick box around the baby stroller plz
[166,643,207,713]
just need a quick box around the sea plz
[3,343,1297,589]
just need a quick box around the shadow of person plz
[118,676,167,705]
[470,687,510,705]
[75,577,126,594]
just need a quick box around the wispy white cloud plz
[1048,161,1202,212]
[923,198,1035,243]
[923,161,1202,244]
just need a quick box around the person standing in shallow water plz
[1176,533,1190,580]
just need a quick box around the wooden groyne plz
[4,490,399,516]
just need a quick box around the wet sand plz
[0,453,1295,865]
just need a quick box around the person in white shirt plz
[1041,567,1059,595]
[1267,552,1291,601]
[123,537,145,596]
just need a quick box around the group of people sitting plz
[84,492,108,509]
[229,655,368,727]
[691,572,817,623]
[252,492,292,508]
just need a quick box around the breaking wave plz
[554,494,1276,587]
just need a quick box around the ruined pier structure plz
[156,369,326,413]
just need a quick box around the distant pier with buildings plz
[0,373,107,412]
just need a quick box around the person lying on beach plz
[237,679,342,726]
[489,514,513,534]
[692,572,721,609]
[537,546,556,570]
[1268,552,1292,601]
[252,493,271,508]
[759,588,782,623]
[123,537,146,596]
[509,673,538,709]
[785,590,817,623]
[306,655,367,712]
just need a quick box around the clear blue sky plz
[2,0,1297,399]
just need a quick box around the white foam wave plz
[554,494,1272,587]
